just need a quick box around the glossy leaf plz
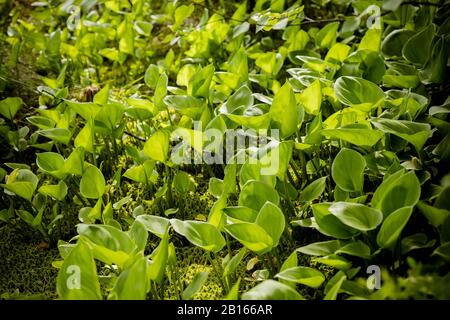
[224,222,273,255]
[238,180,280,212]
[270,81,300,138]
[275,266,325,288]
[329,202,383,231]
[242,280,304,300]
[371,170,420,217]
[1,169,38,202]
[56,239,102,300]
[331,148,365,192]
[80,166,105,199]
[377,206,413,249]
[0,97,23,120]
[299,177,327,203]
[255,202,285,247]
[334,76,385,110]
[170,219,225,253]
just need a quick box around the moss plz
[0,223,58,299]
[164,247,223,300]
[163,246,262,300]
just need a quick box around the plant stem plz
[299,151,308,186]
[207,252,226,292]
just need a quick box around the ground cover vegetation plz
[0,0,449,300]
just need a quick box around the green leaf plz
[38,128,72,145]
[109,256,148,300]
[382,29,415,58]
[297,79,322,115]
[0,97,23,120]
[208,177,224,198]
[1,169,38,202]
[63,147,85,175]
[358,28,381,52]
[219,85,253,114]
[95,103,124,132]
[170,219,225,253]
[417,201,450,228]
[80,165,105,199]
[177,64,198,87]
[125,98,156,120]
[331,148,366,192]
[403,24,435,66]
[296,240,342,256]
[26,115,56,130]
[255,52,284,76]
[334,76,385,110]
[270,81,300,138]
[225,111,271,130]
[118,17,134,54]
[239,161,277,188]
[312,203,359,239]
[182,271,209,300]
[173,171,196,194]
[223,248,247,278]
[74,122,94,153]
[147,230,169,284]
[312,254,352,270]
[371,118,432,151]
[66,101,101,120]
[208,195,227,229]
[275,266,325,288]
[56,239,102,300]
[135,214,169,238]
[77,224,135,254]
[238,180,280,212]
[224,279,241,300]
[223,206,259,223]
[299,177,327,202]
[371,170,420,217]
[377,206,413,249]
[38,180,68,201]
[326,43,352,63]
[242,280,304,300]
[164,95,206,118]
[128,220,148,251]
[321,125,384,147]
[145,64,160,88]
[173,3,195,30]
[324,274,346,300]
[329,202,382,231]
[316,22,339,49]
[279,251,298,287]
[336,241,371,259]
[419,36,449,84]
[224,222,273,255]
[93,85,109,105]
[255,202,285,247]
[432,242,450,262]
[143,130,170,163]
[154,73,168,111]
[189,64,214,99]
[123,160,156,185]
[36,152,66,178]
[401,233,436,255]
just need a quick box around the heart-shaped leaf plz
[80,165,105,199]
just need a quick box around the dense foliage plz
[0,0,449,300]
